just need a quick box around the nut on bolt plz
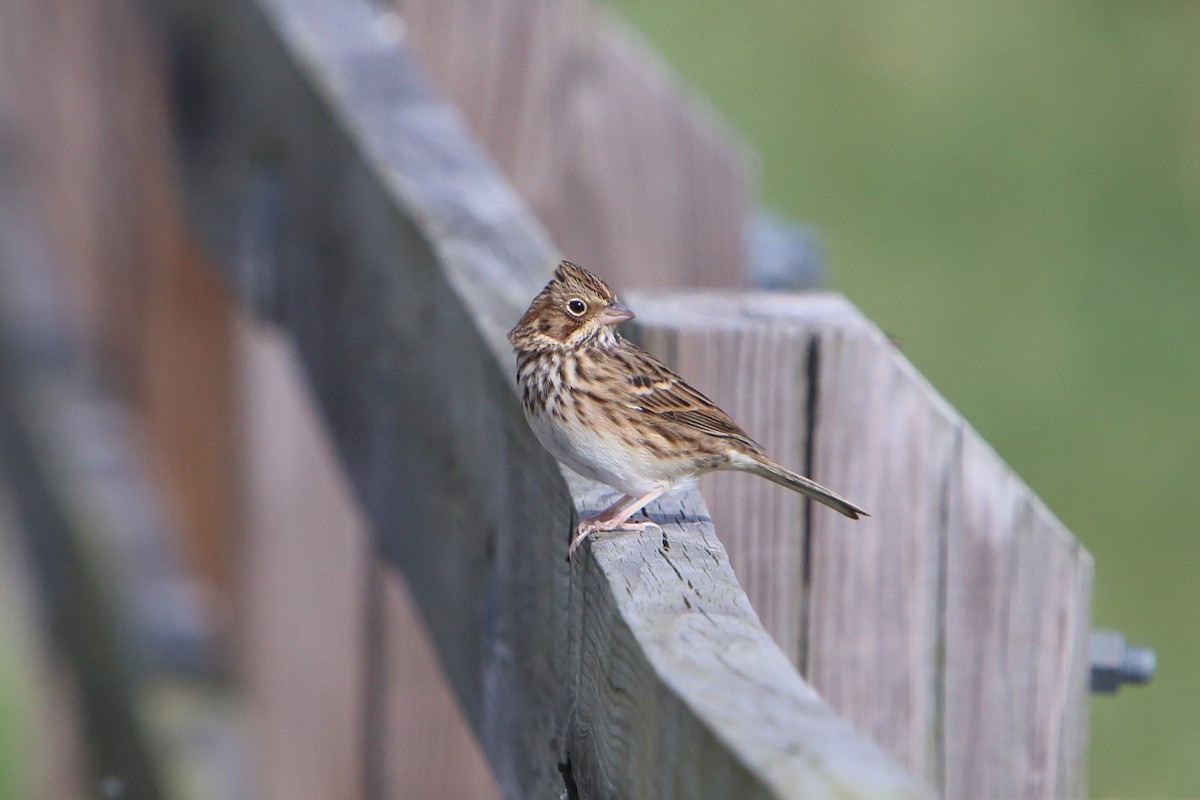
[1091,629,1156,694]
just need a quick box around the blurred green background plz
[608,0,1199,796]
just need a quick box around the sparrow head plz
[508,261,635,350]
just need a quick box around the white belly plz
[525,406,684,498]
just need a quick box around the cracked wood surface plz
[158,0,928,796]
[568,476,926,799]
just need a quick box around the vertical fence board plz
[238,319,368,800]
[639,322,809,662]
[944,433,1092,799]
[238,319,502,800]
[141,241,238,592]
[629,290,1091,797]
[805,309,949,782]
[378,566,502,800]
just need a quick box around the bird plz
[508,261,867,557]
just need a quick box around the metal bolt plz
[1091,629,1156,694]
[747,209,826,290]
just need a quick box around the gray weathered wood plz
[567,476,925,799]
[945,433,1093,800]
[635,311,812,662]
[399,0,753,290]
[158,0,929,795]
[629,290,1093,798]
[803,299,949,781]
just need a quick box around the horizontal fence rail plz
[156,0,930,797]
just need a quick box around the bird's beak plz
[598,300,635,326]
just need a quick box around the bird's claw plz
[568,517,662,560]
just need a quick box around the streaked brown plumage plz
[509,261,867,556]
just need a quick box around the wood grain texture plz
[804,301,949,782]
[944,433,1093,800]
[160,0,929,795]
[627,291,1092,798]
[567,476,926,800]
[399,0,752,290]
[637,320,809,662]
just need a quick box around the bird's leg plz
[570,487,666,556]
[600,488,666,528]
[590,493,633,522]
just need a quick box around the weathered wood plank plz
[378,566,502,800]
[628,290,1092,797]
[237,316,501,800]
[638,319,810,662]
[399,0,752,290]
[630,293,944,781]
[804,302,950,782]
[398,0,587,179]
[237,318,369,800]
[167,7,572,794]
[567,476,925,799]
[159,0,929,795]
[140,239,239,594]
[944,433,1093,800]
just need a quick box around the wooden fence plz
[0,0,1093,797]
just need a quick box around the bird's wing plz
[615,341,763,452]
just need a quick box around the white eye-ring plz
[566,298,587,316]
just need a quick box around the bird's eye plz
[566,298,587,316]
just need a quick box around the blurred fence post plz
[398,0,754,290]
[0,136,168,800]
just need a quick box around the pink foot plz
[568,516,662,558]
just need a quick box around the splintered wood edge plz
[161,0,931,796]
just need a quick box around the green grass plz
[0,608,30,800]
[607,1,1200,795]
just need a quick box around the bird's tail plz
[735,453,868,520]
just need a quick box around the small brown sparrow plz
[509,261,867,556]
